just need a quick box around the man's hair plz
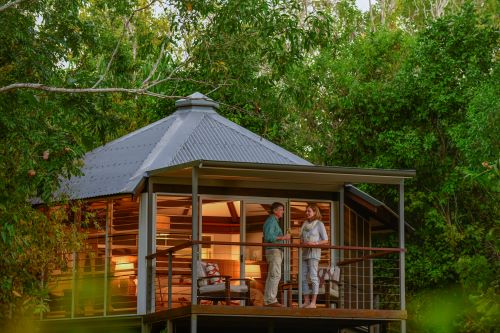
[270,202,284,214]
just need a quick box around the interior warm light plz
[245,264,261,279]
[116,262,134,271]
[114,257,135,271]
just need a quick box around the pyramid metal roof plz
[61,92,311,200]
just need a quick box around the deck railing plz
[146,241,404,311]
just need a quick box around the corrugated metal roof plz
[61,92,311,200]
[169,114,306,166]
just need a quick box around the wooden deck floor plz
[39,306,406,333]
[146,305,406,333]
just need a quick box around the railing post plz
[138,193,149,315]
[399,180,406,333]
[103,200,111,316]
[240,201,245,283]
[339,187,345,309]
[330,202,336,266]
[370,255,374,310]
[168,251,173,309]
[191,166,199,305]
[146,180,155,313]
[284,200,291,283]
[191,314,197,333]
[339,187,345,263]
[298,247,302,307]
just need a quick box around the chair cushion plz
[318,266,340,287]
[199,283,248,294]
[197,261,208,287]
[318,283,339,298]
[204,262,223,284]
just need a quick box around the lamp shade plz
[114,256,135,271]
[245,264,261,279]
[116,262,134,271]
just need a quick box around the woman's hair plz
[270,202,284,214]
[306,203,322,221]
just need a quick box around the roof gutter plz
[147,159,416,179]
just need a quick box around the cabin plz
[40,93,414,333]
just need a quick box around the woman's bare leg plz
[306,294,317,308]
[302,294,310,307]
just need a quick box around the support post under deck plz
[399,180,406,333]
[191,166,199,306]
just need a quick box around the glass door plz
[289,201,333,281]
[200,198,242,280]
[243,199,288,306]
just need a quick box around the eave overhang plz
[147,160,415,192]
[345,184,415,233]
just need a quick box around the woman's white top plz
[300,219,328,260]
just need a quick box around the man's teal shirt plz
[263,214,284,249]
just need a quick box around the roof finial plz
[175,92,219,113]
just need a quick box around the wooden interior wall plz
[108,197,139,315]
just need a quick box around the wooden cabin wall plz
[46,197,139,319]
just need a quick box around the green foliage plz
[0,1,498,331]
[0,202,82,320]
[182,0,336,141]
[268,2,498,331]
[291,4,499,331]
[408,287,467,333]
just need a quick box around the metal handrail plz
[146,240,404,260]
[146,240,404,309]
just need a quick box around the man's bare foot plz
[305,303,316,308]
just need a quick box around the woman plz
[300,203,328,308]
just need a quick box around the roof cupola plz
[174,92,219,113]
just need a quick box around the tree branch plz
[141,40,167,87]
[145,77,227,90]
[92,0,161,88]
[0,0,27,12]
[155,56,192,84]
[0,83,181,99]
[92,24,128,88]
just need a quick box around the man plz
[263,202,291,307]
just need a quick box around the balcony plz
[146,240,406,332]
